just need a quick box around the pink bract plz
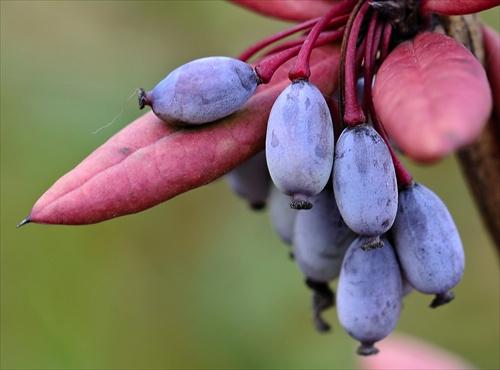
[230,0,339,22]
[482,25,500,115]
[373,32,492,163]
[27,45,340,225]
[420,0,500,15]
[358,333,475,369]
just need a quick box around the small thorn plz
[17,217,31,228]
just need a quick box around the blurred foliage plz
[1,1,499,369]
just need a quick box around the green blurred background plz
[1,1,499,369]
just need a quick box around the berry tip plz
[357,342,379,356]
[290,199,313,210]
[138,88,148,109]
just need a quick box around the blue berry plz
[139,56,259,125]
[336,236,403,356]
[266,80,334,209]
[333,124,398,248]
[391,182,465,307]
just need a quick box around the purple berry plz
[268,185,298,245]
[139,56,259,125]
[333,124,398,248]
[292,188,357,333]
[391,182,465,307]
[265,80,334,209]
[226,151,270,210]
[293,188,356,283]
[336,236,403,356]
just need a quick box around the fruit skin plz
[226,151,270,210]
[333,124,398,246]
[336,236,403,356]
[266,79,334,209]
[293,188,356,283]
[268,185,298,245]
[293,188,357,333]
[391,183,465,305]
[140,56,258,125]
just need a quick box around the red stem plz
[288,0,357,80]
[363,18,413,187]
[379,22,393,60]
[361,11,379,117]
[343,1,371,126]
[262,28,344,57]
[255,28,344,84]
[371,108,414,188]
[238,17,321,62]
[354,36,367,70]
[238,14,350,62]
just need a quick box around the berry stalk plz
[339,0,371,126]
[288,0,357,80]
[255,28,344,84]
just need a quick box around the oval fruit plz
[337,236,403,356]
[391,182,465,307]
[333,124,397,248]
[293,188,356,283]
[139,56,259,125]
[266,79,334,209]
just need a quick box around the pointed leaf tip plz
[28,45,341,225]
[17,217,31,228]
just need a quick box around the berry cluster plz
[228,147,464,356]
[136,0,473,356]
[21,0,496,359]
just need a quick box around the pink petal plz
[358,333,475,370]
[482,25,500,115]
[229,0,339,22]
[421,0,500,15]
[26,45,341,225]
[373,32,492,163]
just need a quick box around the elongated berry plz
[333,124,397,248]
[226,151,270,210]
[266,79,334,209]
[268,185,298,245]
[139,56,259,125]
[293,188,356,283]
[293,188,357,333]
[391,182,465,308]
[336,236,403,356]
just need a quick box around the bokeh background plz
[1,1,499,369]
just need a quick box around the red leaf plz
[482,25,500,116]
[421,0,500,15]
[373,32,492,163]
[26,45,341,225]
[229,0,339,22]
